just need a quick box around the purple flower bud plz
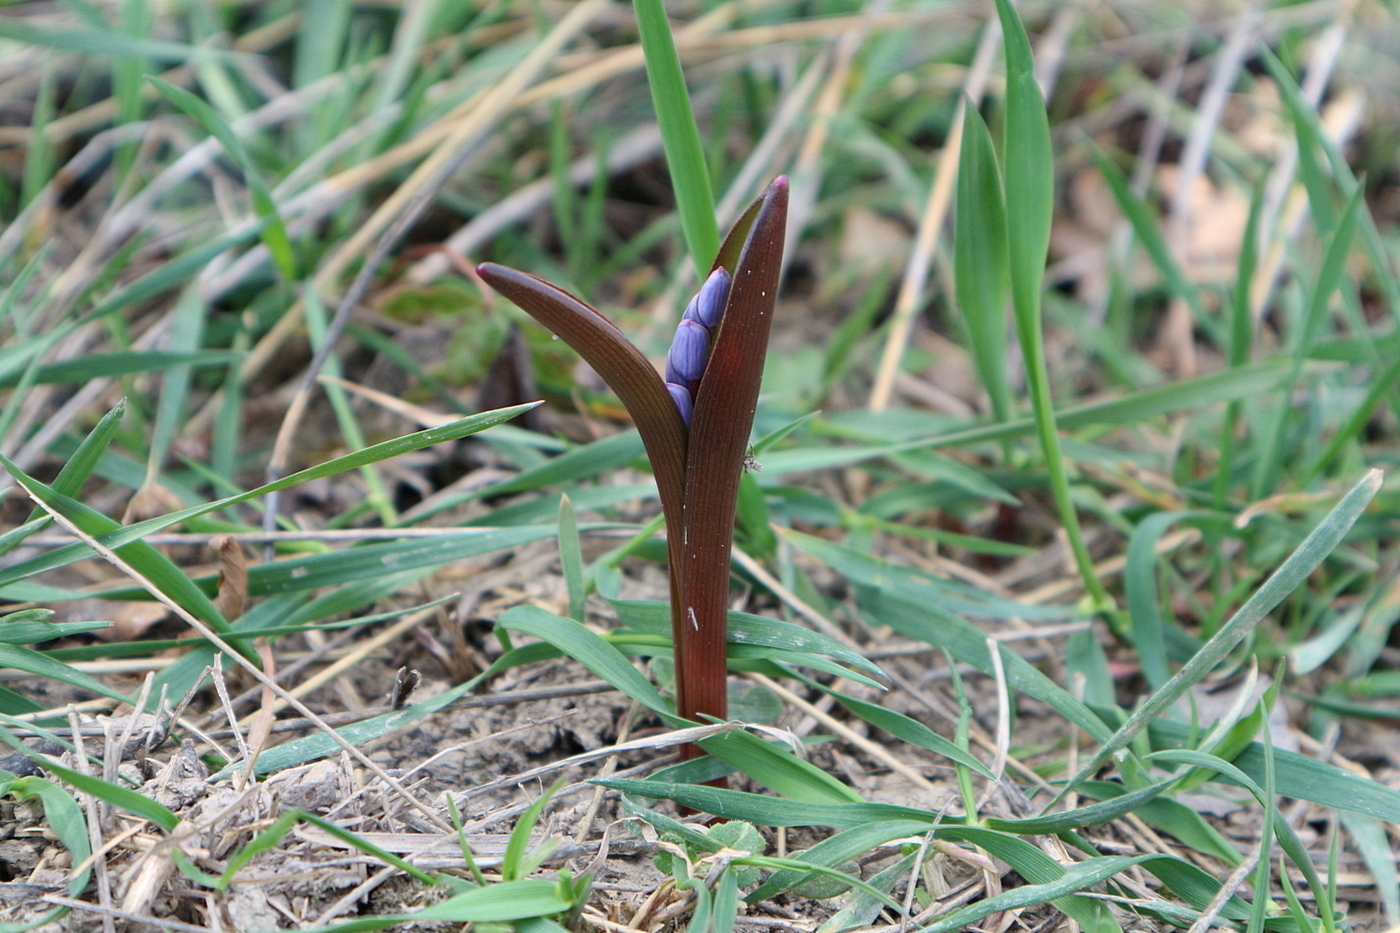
[666,382,694,425]
[665,319,710,388]
[682,268,732,329]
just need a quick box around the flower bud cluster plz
[664,268,732,424]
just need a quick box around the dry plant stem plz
[868,18,1000,411]
[20,490,453,832]
[68,710,117,933]
[40,897,213,933]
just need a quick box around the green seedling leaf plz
[558,495,586,623]
[0,732,179,831]
[2,459,231,634]
[414,879,574,922]
[1142,714,1400,823]
[984,779,1176,834]
[1251,187,1363,499]
[1125,511,1226,691]
[610,598,883,678]
[1077,781,1242,865]
[0,351,238,389]
[794,675,993,779]
[783,531,1112,743]
[747,819,933,903]
[599,778,942,829]
[1091,145,1207,324]
[503,776,566,881]
[297,810,437,885]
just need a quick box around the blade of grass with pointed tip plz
[558,495,586,622]
[632,0,718,275]
[782,531,1112,743]
[0,351,238,389]
[993,0,1109,611]
[1215,175,1267,509]
[2,459,232,635]
[1125,511,1228,691]
[678,178,788,725]
[954,101,1011,426]
[1091,145,1209,326]
[598,778,940,829]
[0,400,125,560]
[1059,469,1382,803]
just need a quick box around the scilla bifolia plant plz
[477,177,788,739]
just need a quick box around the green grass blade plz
[993,0,1110,612]
[1090,145,1208,324]
[0,405,540,590]
[1,459,232,634]
[558,495,587,622]
[632,0,718,274]
[697,729,863,804]
[499,605,675,721]
[953,102,1011,425]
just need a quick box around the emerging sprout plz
[476,178,788,747]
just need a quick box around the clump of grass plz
[1,0,1399,930]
